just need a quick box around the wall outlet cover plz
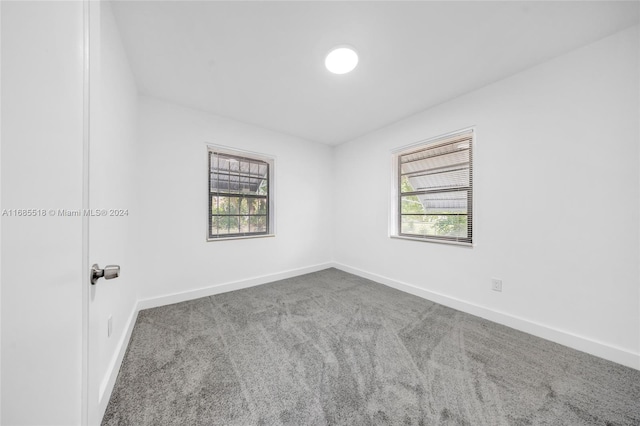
[492,278,503,292]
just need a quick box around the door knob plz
[91,264,120,285]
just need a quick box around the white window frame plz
[390,128,474,246]
[206,144,276,241]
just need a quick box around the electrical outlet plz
[491,278,502,292]
[107,315,113,337]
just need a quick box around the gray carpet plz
[102,268,640,425]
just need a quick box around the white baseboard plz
[332,262,640,371]
[137,262,334,311]
[97,303,139,421]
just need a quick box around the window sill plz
[390,235,473,247]
[207,234,275,242]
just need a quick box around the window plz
[392,129,473,245]
[208,147,274,240]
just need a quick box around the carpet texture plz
[102,268,640,425]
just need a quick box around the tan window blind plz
[397,130,473,244]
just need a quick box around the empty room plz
[1,0,639,425]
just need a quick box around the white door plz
[85,1,138,424]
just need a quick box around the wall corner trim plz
[332,262,640,371]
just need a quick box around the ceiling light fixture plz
[325,46,358,74]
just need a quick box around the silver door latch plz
[91,264,120,285]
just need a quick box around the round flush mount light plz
[325,46,358,74]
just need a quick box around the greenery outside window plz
[392,129,473,245]
[208,147,274,240]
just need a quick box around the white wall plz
[88,1,140,423]
[136,96,333,302]
[333,26,640,368]
[1,2,85,424]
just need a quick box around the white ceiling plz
[111,1,639,145]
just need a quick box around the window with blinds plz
[394,130,473,245]
[208,148,273,240]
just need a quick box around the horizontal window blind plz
[397,131,473,244]
[209,150,270,239]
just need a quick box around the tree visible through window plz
[208,148,273,240]
[394,130,473,244]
